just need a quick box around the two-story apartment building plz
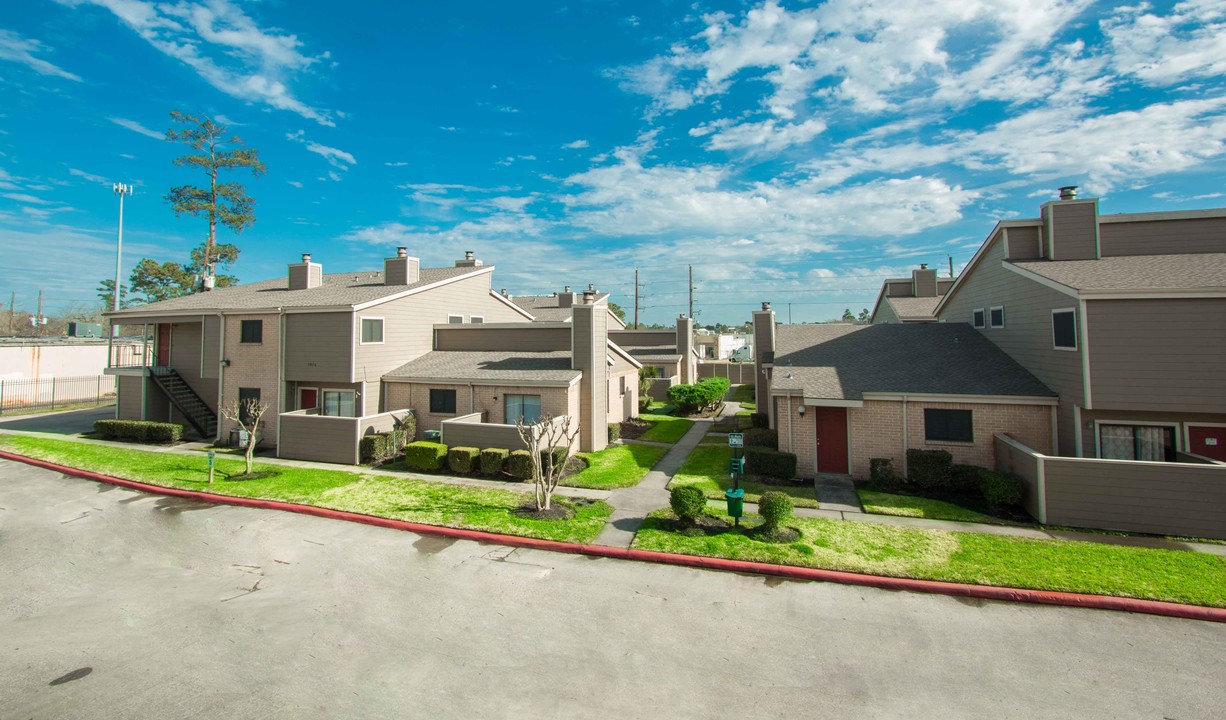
[869,265,956,323]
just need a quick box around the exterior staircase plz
[149,366,218,440]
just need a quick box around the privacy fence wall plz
[696,362,756,384]
[995,433,1226,540]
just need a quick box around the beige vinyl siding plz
[1005,226,1042,260]
[201,315,221,379]
[435,325,570,351]
[1086,299,1226,414]
[168,321,217,412]
[1048,202,1098,260]
[886,280,911,297]
[938,235,1082,455]
[285,312,352,382]
[117,375,143,420]
[609,329,676,347]
[354,274,527,379]
[1100,216,1226,257]
[278,414,361,464]
[872,300,901,324]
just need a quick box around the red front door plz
[814,406,849,474]
[156,324,171,366]
[1188,426,1226,462]
[299,388,318,411]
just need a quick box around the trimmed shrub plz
[480,448,508,476]
[506,450,535,480]
[540,445,569,473]
[980,470,1023,509]
[670,485,707,522]
[608,422,621,442]
[94,419,184,444]
[447,446,480,474]
[951,464,983,493]
[758,491,794,529]
[869,458,896,486]
[750,412,770,429]
[359,433,390,463]
[745,447,797,479]
[742,427,777,449]
[667,377,731,414]
[404,441,447,471]
[907,449,953,489]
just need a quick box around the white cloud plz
[2,192,55,205]
[385,161,408,167]
[563,139,589,149]
[57,0,336,125]
[286,130,355,170]
[287,180,303,188]
[691,117,826,152]
[213,114,241,125]
[108,116,163,140]
[69,168,108,183]
[1104,0,1226,85]
[0,29,82,81]
[439,126,457,132]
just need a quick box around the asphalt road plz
[2,458,1223,719]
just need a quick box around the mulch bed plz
[618,417,653,440]
[512,500,577,521]
[674,514,733,536]
[751,525,801,543]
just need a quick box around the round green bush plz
[669,485,707,522]
[758,491,793,529]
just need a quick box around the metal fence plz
[0,375,116,415]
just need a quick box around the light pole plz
[112,183,132,338]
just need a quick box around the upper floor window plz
[1052,309,1077,350]
[989,306,1005,329]
[972,309,985,329]
[448,315,464,324]
[470,316,484,324]
[240,319,262,344]
[924,409,973,443]
[430,389,457,414]
[360,317,384,344]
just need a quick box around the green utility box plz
[729,456,746,475]
[423,429,441,441]
[725,488,744,518]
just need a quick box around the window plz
[505,394,541,425]
[619,375,626,396]
[1099,424,1175,462]
[1052,309,1077,350]
[429,389,457,414]
[972,309,985,329]
[447,315,464,324]
[240,319,262,344]
[360,317,384,344]
[322,390,356,417]
[237,387,261,424]
[470,316,484,324]
[989,306,1005,329]
[924,409,973,443]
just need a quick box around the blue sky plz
[1,0,1224,326]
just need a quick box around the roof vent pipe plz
[1059,185,1078,201]
[397,247,407,258]
[302,253,311,263]
[762,301,771,311]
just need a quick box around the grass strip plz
[857,489,1015,525]
[633,509,1226,608]
[567,443,668,489]
[0,435,611,544]
[639,413,695,444]
[668,444,818,508]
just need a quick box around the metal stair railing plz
[148,363,217,439]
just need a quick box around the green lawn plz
[639,413,695,444]
[566,443,668,489]
[699,432,729,446]
[633,509,1226,608]
[857,489,1015,525]
[668,444,819,508]
[730,384,755,410]
[0,436,612,543]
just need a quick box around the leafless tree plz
[515,413,580,511]
[220,397,270,476]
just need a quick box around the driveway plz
[0,405,114,434]
[2,459,1223,719]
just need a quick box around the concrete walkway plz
[814,473,863,513]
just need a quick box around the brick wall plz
[219,313,282,445]
[384,381,575,434]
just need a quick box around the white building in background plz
[694,330,749,360]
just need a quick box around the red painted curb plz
[4,449,1224,624]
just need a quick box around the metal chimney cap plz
[919,263,928,269]
[761,301,771,310]
[564,285,571,293]
[397,247,407,257]
[301,253,312,263]
[465,250,475,260]
[1058,185,1079,200]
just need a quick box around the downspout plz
[901,395,909,479]
[140,323,148,420]
[786,393,793,454]
[276,307,286,458]
[217,313,226,443]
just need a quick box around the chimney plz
[385,246,420,285]
[1042,188,1100,261]
[912,265,938,298]
[572,292,609,452]
[288,252,323,290]
[752,302,777,430]
[500,288,509,298]
[455,250,483,268]
[676,314,695,384]
[1058,185,1078,201]
[557,285,576,308]
[582,285,597,304]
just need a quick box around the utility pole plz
[7,291,13,337]
[112,183,133,338]
[688,265,693,319]
[634,268,639,329]
[948,254,954,278]
[36,290,43,338]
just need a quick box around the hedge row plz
[869,453,1025,510]
[667,377,731,414]
[744,447,798,479]
[359,428,409,463]
[94,419,184,444]
[400,440,570,480]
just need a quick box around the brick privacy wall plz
[779,396,1053,479]
[384,382,574,434]
[220,313,282,445]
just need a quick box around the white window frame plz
[321,388,357,418]
[971,308,985,329]
[359,316,385,345]
[989,305,1005,329]
[1051,308,1077,351]
[298,386,319,411]
[447,314,464,324]
[470,315,484,324]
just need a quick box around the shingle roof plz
[772,323,1054,399]
[623,346,682,364]
[384,350,581,384]
[511,293,623,325]
[108,266,484,315]
[885,296,941,320]
[1010,253,1226,293]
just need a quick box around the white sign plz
[728,433,744,448]
[1206,438,1218,446]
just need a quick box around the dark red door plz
[814,406,849,474]
[156,324,171,366]
[299,388,318,411]
[1188,426,1226,462]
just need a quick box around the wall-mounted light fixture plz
[797,404,806,417]
[221,359,231,367]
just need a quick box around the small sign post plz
[207,450,216,484]
[727,433,744,448]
